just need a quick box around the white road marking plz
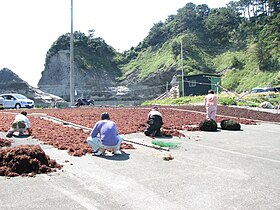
[41,175,99,210]
[186,141,280,164]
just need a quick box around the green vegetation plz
[142,92,280,108]
[132,0,280,92]
[241,92,280,107]
[119,42,175,81]
[126,0,280,91]
[46,31,122,77]
[142,95,204,106]
[46,0,279,93]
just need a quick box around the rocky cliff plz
[38,50,119,101]
[0,68,65,107]
[38,50,176,102]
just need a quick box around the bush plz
[220,119,241,130]
[236,101,258,107]
[199,119,217,131]
[219,97,237,105]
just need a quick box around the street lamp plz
[181,39,184,97]
[70,0,75,106]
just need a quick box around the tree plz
[204,7,242,46]
[144,21,168,46]
[257,12,280,67]
[268,0,280,14]
[174,3,201,34]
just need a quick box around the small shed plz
[179,73,221,96]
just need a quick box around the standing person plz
[144,106,163,137]
[87,112,123,156]
[204,89,218,120]
[6,111,32,137]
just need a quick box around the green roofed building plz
[178,73,221,97]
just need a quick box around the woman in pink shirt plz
[204,90,218,120]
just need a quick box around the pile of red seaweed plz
[0,145,62,177]
[0,138,13,148]
[0,106,260,157]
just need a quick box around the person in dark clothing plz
[144,107,163,137]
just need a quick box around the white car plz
[0,96,3,109]
[0,93,34,109]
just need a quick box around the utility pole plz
[181,39,185,97]
[70,0,75,106]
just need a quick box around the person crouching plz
[87,112,123,156]
[6,111,32,138]
[144,107,163,137]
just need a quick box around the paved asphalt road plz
[0,122,280,210]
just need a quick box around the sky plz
[0,0,232,87]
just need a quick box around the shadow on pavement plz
[94,151,130,161]
[13,134,31,138]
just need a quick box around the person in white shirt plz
[6,111,32,137]
[144,107,163,137]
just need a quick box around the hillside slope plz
[0,68,65,106]
[38,2,279,101]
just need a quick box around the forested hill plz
[122,0,280,92]
[45,0,280,94]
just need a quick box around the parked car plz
[75,98,95,107]
[250,87,278,93]
[250,88,264,93]
[0,96,3,109]
[0,93,34,109]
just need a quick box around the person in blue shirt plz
[87,112,123,156]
